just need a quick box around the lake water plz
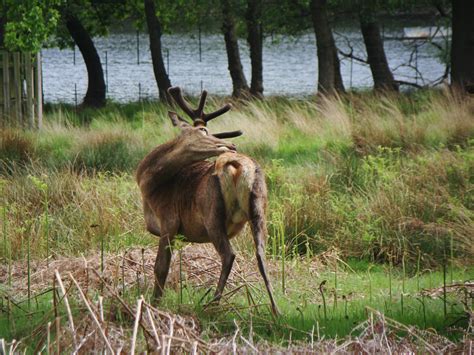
[42,29,447,103]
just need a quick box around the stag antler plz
[168,87,235,126]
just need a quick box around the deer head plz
[166,87,243,162]
[137,87,280,316]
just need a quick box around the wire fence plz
[41,30,449,106]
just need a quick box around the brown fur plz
[136,91,279,315]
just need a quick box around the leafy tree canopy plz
[1,0,62,52]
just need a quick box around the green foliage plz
[74,133,145,172]
[2,0,61,52]
[0,92,473,264]
[53,0,128,48]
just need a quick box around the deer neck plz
[137,137,209,195]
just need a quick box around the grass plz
[0,248,471,351]
[0,89,473,351]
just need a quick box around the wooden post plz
[0,52,3,124]
[2,51,10,122]
[13,52,22,126]
[25,53,35,129]
[36,52,43,129]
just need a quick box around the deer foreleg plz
[153,235,173,301]
[250,195,280,316]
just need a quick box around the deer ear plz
[168,111,190,129]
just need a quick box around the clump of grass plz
[73,131,145,172]
[0,129,36,173]
[0,91,473,266]
[1,164,154,260]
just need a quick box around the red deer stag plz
[136,87,279,315]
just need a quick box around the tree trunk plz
[451,0,474,93]
[310,0,345,94]
[65,13,106,108]
[246,0,263,98]
[144,0,172,102]
[360,16,398,92]
[333,46,345,92]
[0,15,5,48]
[221,0,249,98]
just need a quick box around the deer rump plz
[146,152,265,243]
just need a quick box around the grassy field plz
[0,89,473,352]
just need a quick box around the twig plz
[395,80,424,89]
[69,273,114,354]
[143,298,161,349]
[91,268,154,340]
[131,297,143,355]
[72,329,96,355]
[54,270,76,347]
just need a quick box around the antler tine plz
[213,130,243,139]
[196,90,208,117]
[168,87,196,119]
[169,87,232,124]
[203,104,232,122]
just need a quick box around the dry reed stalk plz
[54,270,76,346]
[143,296,161,349]
[46,321,51,354]
[69,273,114,353]
[91,268,154,340]
[130,297,143,354]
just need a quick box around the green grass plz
[1,263,470,349]
[0,90,473,350]
[156,266,472,343]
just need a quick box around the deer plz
[136,87,279,316]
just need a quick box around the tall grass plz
[0,90,473,265]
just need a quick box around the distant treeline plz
[0,0,473,109]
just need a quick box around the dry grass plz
[1,90,473,264]
[0,245,474,354]
[1,245,472,353]
[0,91,473,351]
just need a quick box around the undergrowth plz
[1,90,472,265]
[0,90,473,349]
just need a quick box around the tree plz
[64,11,106,108]
[144,0,172,102]
[1,0,60,52]
[451,0,474,93]
[359,9,398,92]
[310,0,344,94]
[56,1,124,108]
[221,0,249,97]
[246,0,263,97]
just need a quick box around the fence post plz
[198,23,202,62]
[3,51,10,121]
[74,83,78,109]
[25,53,35,129]
[105,51,108,94]
[415,45,419,85]
[13,52,22,126]
[137,30,140,65]
[36,52,43,129]
[350,56,353,89]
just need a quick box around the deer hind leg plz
[211,236,236,303]
[153,233,175,301]
[206,176,236,303]
[249,190,280,316]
